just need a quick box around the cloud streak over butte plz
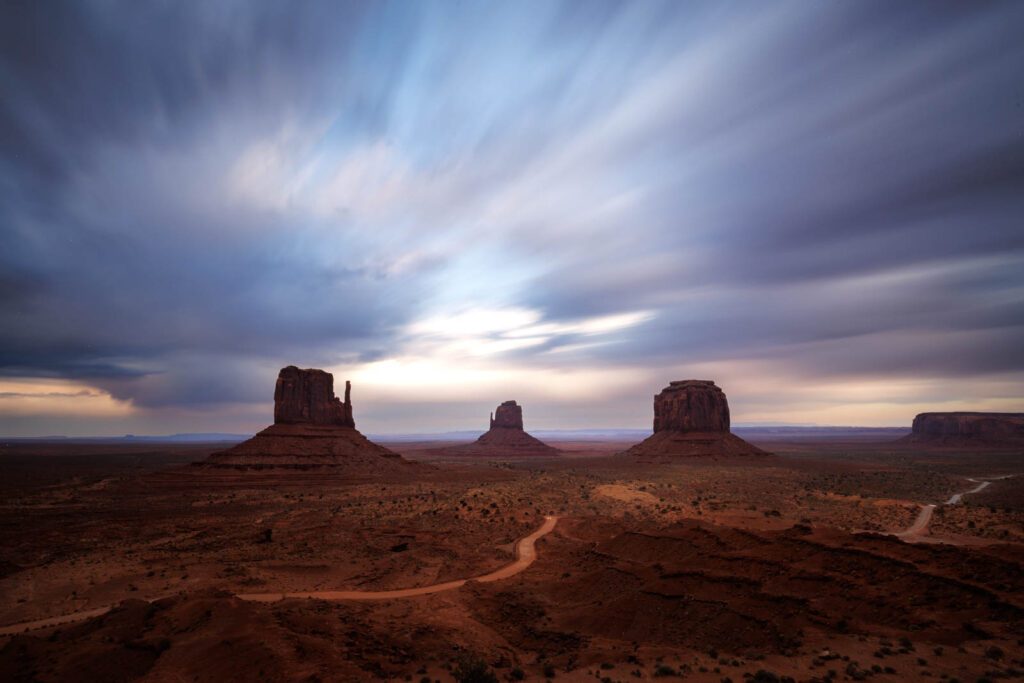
[1,2,1023,435]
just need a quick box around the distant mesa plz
[902,412,1024,447]
[452,400,560,456]
[202,366,409,471]
[623,380,767,458]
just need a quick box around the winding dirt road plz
[0,606,114,637]
[895,476,1014,542]
[895,503,937,540]
[944,478,994,505]
[240,514,558,603]
[0,515,559,636]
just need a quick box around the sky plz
[1,1,1023,437]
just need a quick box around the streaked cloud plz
[1,1,1022,435]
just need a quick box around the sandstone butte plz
[203,366,409,470]
[902,411,1024,446]
[623,380,767,458]
[451,400,560,456]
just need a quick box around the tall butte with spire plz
[203,366,409,471]
[452,400,559,456]
[623,380,767,458]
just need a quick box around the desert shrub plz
[452,654,498,683]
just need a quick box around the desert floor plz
[0,435,1022,682]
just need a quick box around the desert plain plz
[1,423,1022,683]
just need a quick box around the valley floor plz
[0,437,1022,681]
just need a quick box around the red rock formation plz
[274,366,354,427]
[203,366,408,471]
[904,412,1024,446]
[624,380,766,458]
[490,400,524,430]
[452,400,559,456]
[653,380,730,432]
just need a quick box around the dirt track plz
[239,515,558,602]
[0,516,558,636]
[3,474,1011,635]
[895,503,937,539]
[896,476,1013,542]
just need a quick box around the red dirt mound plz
[0,591,387,681]
[202,423,408,470]
[623,430,767,458]
[470,516,1024,661]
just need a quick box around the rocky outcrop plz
[653,380,730,432]
[274,366,354,427]
[452,400,559,456]
[904,412,1024,446]
[624,380,766,458]
[490,400,524,430]
[203,366,409,472]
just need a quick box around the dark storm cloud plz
[1,1,1023,430]
[0,2,369,180]
[0,1,425,407]
[514,1,1024,382]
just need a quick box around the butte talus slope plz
[451,400,560,456]
[203,366,408,470]
[624,380,767,458]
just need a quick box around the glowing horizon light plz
[406,307,542,338]
[0,379,133,417]
[405,306,653,343]
[341,355,650,402]
[338,306,657,400]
